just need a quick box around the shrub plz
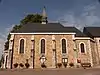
[63,63,67,68]
[14,63,18,68]
[25,63,30,68]
[19,63,24,68]
[41,63,46,68]
[57,63,62,68]
[69,62,74,67]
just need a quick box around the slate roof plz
[83,27,100,37]
[11,23,87,37]
[72,27,87,37]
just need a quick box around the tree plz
[0,55,4,68]
[4,25,22,50]
[4,41,9,50]
[11,25,22,33]
[20,14,42,25]
[4,13,42,50]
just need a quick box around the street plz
[0,68,100,75]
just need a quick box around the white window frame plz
[18,38,26,54]
[79,42,86,54]
[60,38,68,55]
[39,38,47,55]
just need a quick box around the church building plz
[3,7,100,69]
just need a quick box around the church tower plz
[42,6,48,24]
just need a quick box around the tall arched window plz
[62,39,66,53]
[80,43,85,53]
[41,39,45,54]
[20,39,24,53]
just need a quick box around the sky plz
[0,0,100,57]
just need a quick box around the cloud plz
[48,20,58,23]
[0,24,14,57]
[4,24,15,37]
[57,2,100,31]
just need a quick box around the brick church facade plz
[3,7,100,69]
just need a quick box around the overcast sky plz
[0,0,100,57]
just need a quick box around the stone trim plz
[10,33,76,35]
[10,34,14,40]
[74,37,90,40]
[52,35,55,40]
[88,40,93,66]
[31,35,34,40]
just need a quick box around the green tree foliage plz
[11,25,22,33]
[4,41,9,50]
[0,55,4,68]
[4,25,22,50]
[7,34,11,41]
[4,14,42,50]
[1,55,4,64]
[20,14,42,25]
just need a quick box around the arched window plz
[41,39,45,54]
[80,43,85,53]
[19,39,24,53]
[62,39,66,53]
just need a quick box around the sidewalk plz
[93,65,100,68]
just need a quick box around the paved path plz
[0,68,100,75]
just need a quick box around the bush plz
[41,63,46,68]
[14,63,18,68]
[63,63,67,68]
[69,62,74,67]
[25,63,30,68]
[57,63,62,68]
[19,63,24,68]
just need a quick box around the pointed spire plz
[42,6,47,18]
[42,6,48,24]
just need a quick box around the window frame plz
[39,38,46,55]
[18,38,26,54]
[60,38,68,55]
[79,42,86,54]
